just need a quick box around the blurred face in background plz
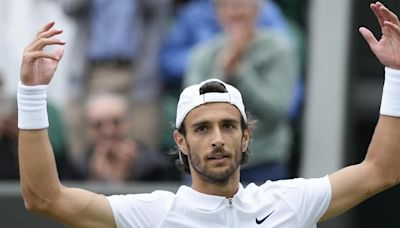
[215,0,260,32]
[0,98,17,141]
[86,94,129,143]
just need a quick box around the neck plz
[191,169,240,198]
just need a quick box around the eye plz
[222,122,236,129]
[194,125,208,133]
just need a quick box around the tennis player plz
[17,2,400,227]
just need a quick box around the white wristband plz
[380,67,400,117]
[17,82,49,129]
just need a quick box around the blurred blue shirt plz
[89,0,138,61]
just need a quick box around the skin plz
[84,94,138,182]
[216,0,259,76]
[174,103,250,197]
[86,94,129,142]
[17,2,400,226]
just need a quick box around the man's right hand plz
[20,21,65,86]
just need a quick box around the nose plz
[100,121,117,138]
[211,128,225,148]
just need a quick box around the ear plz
[241,128,250,153]
[174,130,189,155]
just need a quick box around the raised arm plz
[18,22,115,227]
[322,2,400,220]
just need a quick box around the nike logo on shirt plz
[255,210,275,224]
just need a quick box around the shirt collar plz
[176,184,245,210]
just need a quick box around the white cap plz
[176,78,247,128]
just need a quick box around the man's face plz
[216,0,259,31]
[176,103,249,184]
[87,103,127,142]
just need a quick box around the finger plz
[27,38,66,52]
[359,27,379,50]
[24,49,63,62]
[36,21,55,36]
[371,3,385,29]
[54,48,65,60]
[34,29,63,43]
[384,21,400,37]
[379,5,400,26]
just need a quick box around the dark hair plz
[169,80,252,174]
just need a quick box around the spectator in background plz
[60,0,171,166]
[159,0,289,89]
[184,0,298,184]
[80,93,172,182]
[0,78,19,179]
[158,0,296,153]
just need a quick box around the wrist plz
[380,67,400,117]
[17,81,49,129]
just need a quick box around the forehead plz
[87,97,126,120]
[184,103,242,126]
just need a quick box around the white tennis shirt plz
[107,176,331,228]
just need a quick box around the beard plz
[188,145,242,184]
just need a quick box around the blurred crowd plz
[0,0,308,184]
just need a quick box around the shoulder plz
[242,177,331,225]
[107,190,175,205]
[243,176,331,202]
[269,176,331,194]
[107,190,176,227]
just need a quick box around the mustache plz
[207,147,230,159]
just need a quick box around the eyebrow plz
[190,118,240,128]
[190,120,210,129]
[221,118,239,124]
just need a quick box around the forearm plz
[365,68,400,186]
[324,116,400,221]
[19,129,63,212]
[324,67,400,220]
[17,82,63,212]
[364,115,400,187]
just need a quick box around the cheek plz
[225,133,243,150]
[191,139,208,154]
[185,135,206,155]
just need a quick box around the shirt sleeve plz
[107,190,174,228]
[278,176,332,227]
